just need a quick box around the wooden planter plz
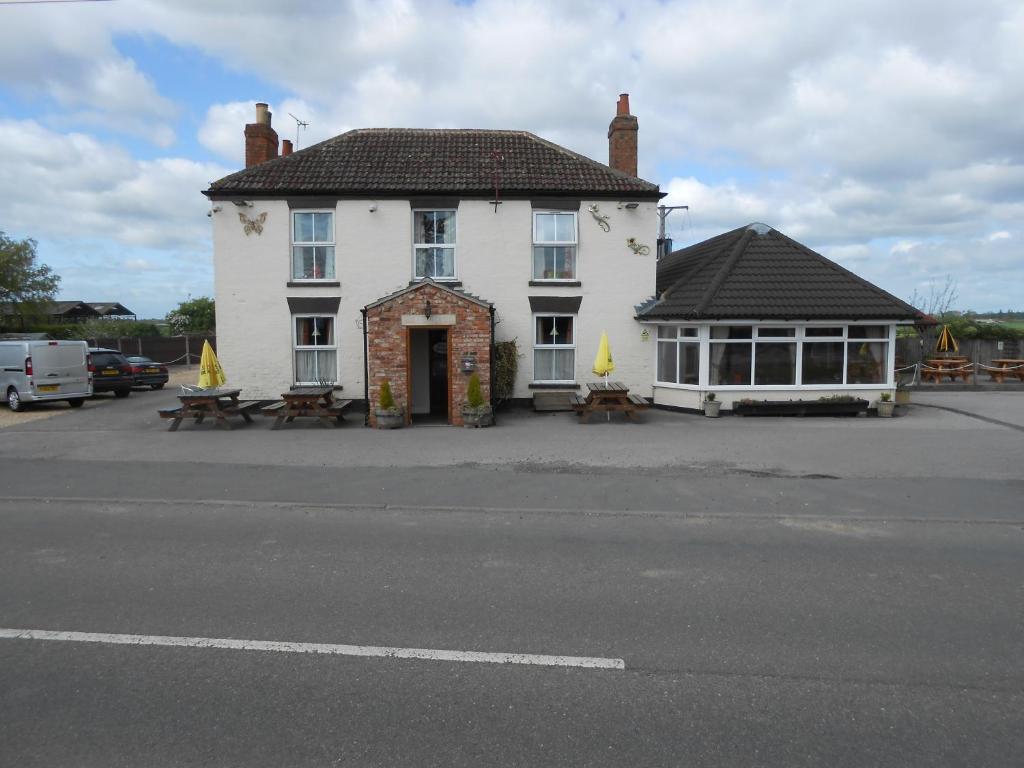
[734,399,869,417]
[375,409,404,429]
[461,404,494,428]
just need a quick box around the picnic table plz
[158,387,260,431]
[922,357,972,383]
[986,359,1024,383]
[569,381,649,423]
[262,385,352,429]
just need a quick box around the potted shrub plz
[876,391,895,418]
[374,379,404,429]
[703,392,721,418]
[461,372,493,428]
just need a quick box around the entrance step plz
[532,391,576,412]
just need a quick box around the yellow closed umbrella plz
[593,330,615,386]
[936,325,959,354]
[197,340,227,389]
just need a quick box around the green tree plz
[166,296,215,334]
[0,231,60,319]
[79,318,163,339]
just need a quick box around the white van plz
[0,339,92,411]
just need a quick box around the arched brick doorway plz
[364,280,493,426]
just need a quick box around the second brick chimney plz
[244,102,279,168]
[608,93,638,177]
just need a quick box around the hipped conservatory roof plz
[641,223,926,322]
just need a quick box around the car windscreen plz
[92,353,126,367]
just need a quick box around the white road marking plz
[0,628,625,670]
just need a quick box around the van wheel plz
[7,387,23,412]
[68,399,85,408]
[114,388,131,398]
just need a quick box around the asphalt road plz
[1,392,1022,765]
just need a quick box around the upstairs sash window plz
[413,210,456,280]
[292,211,335,280]
[533,212,577,280]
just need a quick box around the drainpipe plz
[489,305,496,426]
[361,307,369,427]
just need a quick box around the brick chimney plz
[608,93,638,177]
[244,102,279,168]
[281,139,293,157]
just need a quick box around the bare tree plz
[908,275,959,317]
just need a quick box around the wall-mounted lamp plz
[369,202,378,213]
[424,299,432,319]
[617,201,641,210]
[206,205,222,218]
[232,200,253,208]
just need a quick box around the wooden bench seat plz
[327,399,353,412]
[231,400,262,414]
[260,401,287,415]
[157,407,184,419]
[569,394,588,411]
[627,394,650,409]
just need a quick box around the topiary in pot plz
[461,372,493,428]
[877,391,895,418]
[703,391,721,418]
[375,378,404,429]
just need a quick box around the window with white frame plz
[709,326,753,385]
[656,326,699,385]
[658,323,891,388]
[533,315,575,382]
[292,211,335,280]
[533,211,577,280]
[293,316,337,384]
[413,210,456,280]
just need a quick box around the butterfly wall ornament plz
[238,211,267,236]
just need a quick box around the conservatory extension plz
[639,224,925,412]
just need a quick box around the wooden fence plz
[84,335,216,366]
[896,335,1021,366]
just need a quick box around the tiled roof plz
[363,278,493,311]
[641,223,925,321]
[206,129,660,197]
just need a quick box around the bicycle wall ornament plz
[587,204,611,232]
[626,237,650,255]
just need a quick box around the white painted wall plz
[212,197,657,399]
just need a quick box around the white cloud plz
[1,0,1021,310]
[0,119,228,317]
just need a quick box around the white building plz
[204,96,664,424]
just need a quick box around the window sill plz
[291,384,343,391]
[528,382,580,390]
[529,280,581,287]
[287,281,340,288]
[410,279,461,287]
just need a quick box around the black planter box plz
[734,399,869,417]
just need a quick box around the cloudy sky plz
[1,0,1020,318]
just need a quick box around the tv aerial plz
[287,113,309,149]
